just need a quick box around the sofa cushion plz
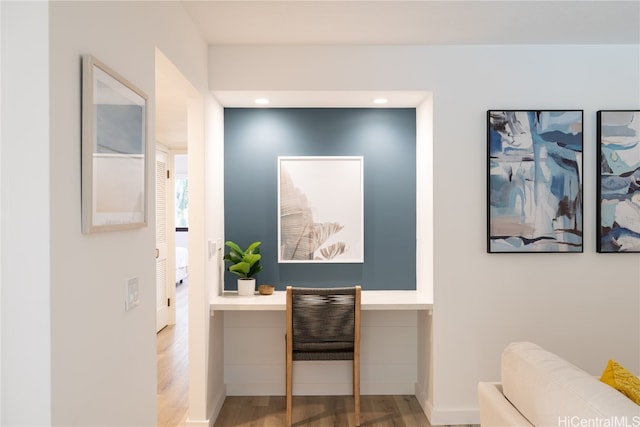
[600,359,640,405]
[502,342,640,426]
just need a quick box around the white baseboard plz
[184,417,211,427]
[427,405,480,426]
[185,386,227,427]
[414,385,431,421]
[208,386,227,426]
[413,384,480,426]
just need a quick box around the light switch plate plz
[125,277,140,312]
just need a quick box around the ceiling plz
[156,1,640,148]
[182,1,640,46]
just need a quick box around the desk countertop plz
[210,290,432,312]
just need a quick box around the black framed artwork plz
[597,110,640,253]
[487,110,583,253]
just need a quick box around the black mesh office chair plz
[285,285,361,426]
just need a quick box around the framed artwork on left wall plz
[487,110,583,253]
[81,55,149,233]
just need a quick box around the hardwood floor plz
[213,395,476,427]
[157,282,478,427]
[157,280,189,427]
[214,395,427,426]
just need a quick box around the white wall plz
[416,93,435,416]
[0,1,3,419]
[204,89,227,424]
[208,44,640,424]
[1,2,51,425]
[1,3,229,422]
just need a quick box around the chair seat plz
[293,350,355,361]
[293,341,354,352]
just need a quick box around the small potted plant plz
[223,240,264,296]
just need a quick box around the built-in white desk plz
[210,290,432,313]
[208,290,432,407]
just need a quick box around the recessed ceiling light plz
[254,98,270,105]
[373,98,388,105]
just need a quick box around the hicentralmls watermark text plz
[558,416,640,427]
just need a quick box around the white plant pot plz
[237,278,256,296]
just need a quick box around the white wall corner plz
[414,382,430,411]
[428,406,480,426]
[420,398,433,425]
[207,385,227,427]
[184,417,212,427]
[2,1,51,424]
[416,94,434,299]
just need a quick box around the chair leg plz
[286,354,293,426]
[286,288,294,426]
[354,359,360,426]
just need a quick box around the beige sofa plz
[478,342,640,426]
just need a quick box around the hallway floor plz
[157,280,189,426]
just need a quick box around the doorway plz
[155,48,200,425]
[155,146,170,332]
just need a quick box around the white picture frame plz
[278,156,364,263]
[81,55,148,233]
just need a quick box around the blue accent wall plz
[224,108,416,290]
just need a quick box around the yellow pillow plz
[600,359,640,405]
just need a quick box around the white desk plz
[210,290,432,313]
[209,290,432,399]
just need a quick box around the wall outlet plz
[125,277,140,312]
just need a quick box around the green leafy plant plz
[223,241,264,279]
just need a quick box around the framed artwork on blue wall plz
[487,110,583,253]
[597,110,640,252]
[278,156,364,263]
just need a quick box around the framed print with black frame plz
[487,110,583,253]
[597,110,640,253]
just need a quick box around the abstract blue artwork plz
[597,110,640,252]
[487,110,583,253]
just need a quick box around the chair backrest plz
[286,286,361,361]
